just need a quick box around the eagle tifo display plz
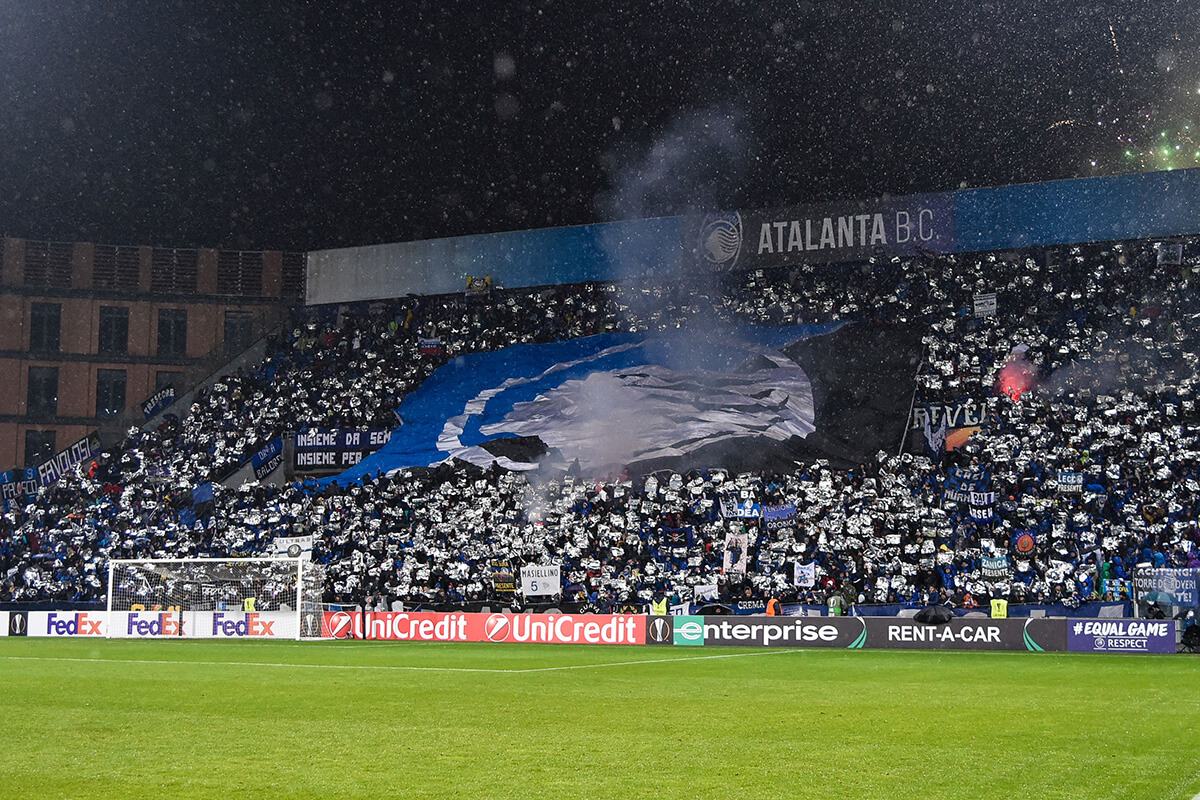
[334,322,921,478]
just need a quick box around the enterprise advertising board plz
[682,616,1068,652]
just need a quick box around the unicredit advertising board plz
[321,611,647,645]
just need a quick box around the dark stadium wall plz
[305,168,1200,306]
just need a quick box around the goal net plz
[106,558,325,640]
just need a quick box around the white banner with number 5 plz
[520,564,561,597]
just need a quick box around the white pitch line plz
[0,648,801,675]
[1163,764,1200,800]
[1,655,511,673]
[516,647,804,672]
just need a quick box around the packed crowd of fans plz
[3,239,1200,614]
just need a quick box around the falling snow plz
[0,1,1196,251]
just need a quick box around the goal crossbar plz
[106,557,323,640]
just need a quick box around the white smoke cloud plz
[479,346,814,474]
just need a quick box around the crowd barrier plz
[1,610,1181,654]
[318,611,1180,654]
[1,610,299,639]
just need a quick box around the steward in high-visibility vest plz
[649,597,668,616]
[766,597,781,616]
[827,592,846,616]
[990,598,1008,619]
[243,595,256,612]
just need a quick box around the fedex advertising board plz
[25,610,107,637]
[320,611,647,645]
[107,611,293,638]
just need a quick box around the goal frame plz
[106,557,311,640]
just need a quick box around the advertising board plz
[1066,619,1176,654]
[23,610,108,637]
[321,611,647,645]
[686,193,956,273]
[106,611,294,639]
[7,609,1167,654]
[701,617,863,648]
[695,616,1066,651]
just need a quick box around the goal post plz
[106,557,325,640]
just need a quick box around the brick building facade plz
[0,237,304,470]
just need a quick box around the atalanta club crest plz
[696,212,742,270]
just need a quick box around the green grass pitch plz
[1,638,1197,799]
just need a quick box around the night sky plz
[0,0,1196,253]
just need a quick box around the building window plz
[24,430,56,468]
[27,366,58,416]
[150,248,198,293]
[30,302,61,353]
[155,370,183,394]
[157,308,188,358]
[224,311,254,356]
[98,306,129,355]
[96,369,126,416]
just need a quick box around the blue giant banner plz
[331,321,923,482]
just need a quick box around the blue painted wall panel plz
[956,169,1200,252]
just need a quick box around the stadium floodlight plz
[106,558,325,640]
